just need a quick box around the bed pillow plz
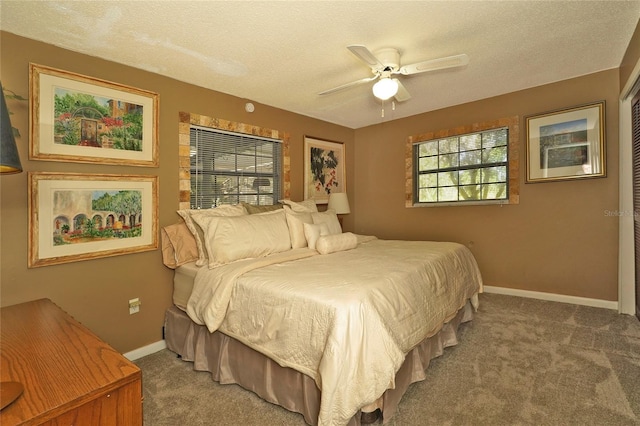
[311,209,342,235]
[279,199,319,213]
[316,232,358,255]
[177,204,248,266]
[303,222,330,251]
[284,208,313,248]
[241,202,283,214]
[160,222,199,268]
[194,209,292,268]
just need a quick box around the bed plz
[161,202,483,426]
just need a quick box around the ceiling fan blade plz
[347,45,384,69]
[393,79,411,102]
[398,53,469,75]
[318,75,379,96]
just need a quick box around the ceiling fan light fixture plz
[372,77,398,101]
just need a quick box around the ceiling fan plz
[319,45,469,102]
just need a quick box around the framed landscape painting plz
[28,172,158,268]
[29,63,159,167]
[303,136,345,204]
[526,101,605,183]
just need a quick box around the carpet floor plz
[135,293,640,425]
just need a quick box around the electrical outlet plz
[129,298,141,315]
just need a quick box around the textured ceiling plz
[2,1,639,129]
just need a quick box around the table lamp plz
[328,192,350,228]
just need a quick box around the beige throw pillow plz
[279,199,319,213]
[177,204,247,266]
[160,222,199,268]
[303,222,330,251]
[240,202,283,214]
[316,232,358,255]
[311,209,342,235]
[284,208,313,248]
[193,209,292,268]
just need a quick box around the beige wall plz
[0,32,354,353]
[0,30,624,354]
[353,70,620,301]
[620,19,640,89]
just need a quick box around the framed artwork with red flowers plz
[29,63,159,167]
[303,136,346,204]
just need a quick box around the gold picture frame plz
[526,101,605,183]
[28,172,158,268]
[29,63,159,167]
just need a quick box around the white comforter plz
[186,238,483,426]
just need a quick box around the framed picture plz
[29,63,159,167]
[526,101,605,183]
[28,172,158,268]
[303,136,346,204]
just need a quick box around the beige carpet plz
[135,293,640,425]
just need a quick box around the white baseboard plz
[124,340,166,361]
[122,287,619,360]
[483,286,619,311]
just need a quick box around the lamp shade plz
[0,83,23,174]
[252,177,270,189]
[328,192,350,215]
[372,77,398,101]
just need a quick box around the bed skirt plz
[164,300,474,425]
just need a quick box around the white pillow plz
[194,209,291,268]
[316,232,358,255]
[303,222,330,251]
[284,208,313,248]
[279,199,318,213]
[311,209,342,235]
[177,204,247,266]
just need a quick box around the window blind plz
[190,126,282,209]
[631,95,640,318]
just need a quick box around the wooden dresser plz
[0,298,142,425]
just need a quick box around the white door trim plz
[618,60,640,315]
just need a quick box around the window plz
[190,126,282,208]
[415,128,508,203]
[177,112,290,211]
[407,117,519,206]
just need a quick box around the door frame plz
[619,59,640,315]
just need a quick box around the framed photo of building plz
[29,63,159,167]
[28,172,158,268]
[526,101,605,183]
[303,136,345,204]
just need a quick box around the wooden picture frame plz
[526,101,605,183]
[303,136,346,204]
[28,172,158,268]
[29,63,159,167]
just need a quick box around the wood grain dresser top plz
[0,298,141,424]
